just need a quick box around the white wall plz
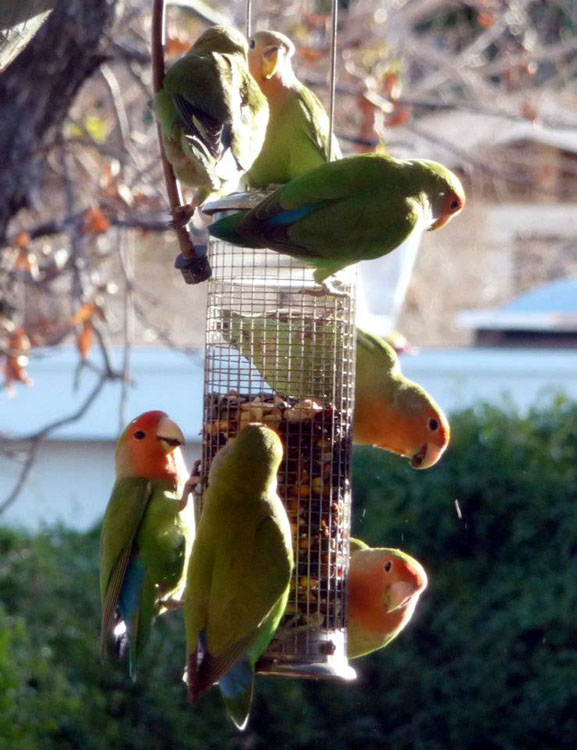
[0,440,201,532]
[1,346,576,531]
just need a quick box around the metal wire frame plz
[200,0,349,678]
[202,239,357,679]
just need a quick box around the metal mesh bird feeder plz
[202,237,357,680]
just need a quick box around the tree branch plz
[0,0,119,241]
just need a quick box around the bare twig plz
[0,373,108,515]
[99,63,133,157]
[151,0,199,264]
[117,230,135,429]
[60,146,86,305]
[0,317,126,513]
[133,292,203,362]
[305,74,577,131]
[0,208,201,250]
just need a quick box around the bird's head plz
[396,385,451,470]
[410,159,465,230]
[349,546,428,615]
[248,30,295,83]
[115,410,185,480]
[193,25,249,57]
[208,423,284,492]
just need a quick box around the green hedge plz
[1,396,576,749]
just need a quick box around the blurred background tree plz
[1,0,575,370]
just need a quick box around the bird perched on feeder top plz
[154,25,269,221]
[245,29,342,188]
[354,327,450,469]
[185,424,293,731]
[208,152,465,285]
[347,538,428,660]
[100,410,195,679]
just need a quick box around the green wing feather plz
[297,86,342,163]
[100,477,194,675]
[100,477,153,657]
[356,327,401,377]
[185,426,292,728]
[220,309,342,398]
[154,31,268,202]
[204,514,292,661]
[212,153,421,281]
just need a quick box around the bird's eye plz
[428,418,439,432]
[249,39,255,49]
[384,560,392,572]
[450,199,461,210]
[134,430,146,440]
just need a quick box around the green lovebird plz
[219,308,345,398]
[347,538,428,659]
[100,411,195,679]
[354,328,450,469]
[218,312,449,468]
[154,25,269,209]
[245,29,341,188]
[185,424,293,730]
[208,152,465,284]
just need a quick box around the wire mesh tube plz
[202,238,357,680]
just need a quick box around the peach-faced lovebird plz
[347,538,428,659]
[354,327,450,469]
[185,425,293,730]
[208,152,465,284]
[154,25,268,212]
[245,29,342,188]
[100,411,194,678]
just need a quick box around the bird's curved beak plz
[428,214,452,231]
[385,581,421,613]
[157,417,185,452]
[410,441,446,470]
[262,46,282,79]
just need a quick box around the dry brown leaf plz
[77,319,93,362]
[83,207,111,235]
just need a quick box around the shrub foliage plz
[1,397,576,749]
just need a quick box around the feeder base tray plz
[256,659,356,681]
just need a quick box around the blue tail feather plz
[265,204,317,226]
[118,559,147,620]
[219,658,254,731]
[208,213,245,244]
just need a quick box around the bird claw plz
[159,597,184,611]
[169,204,196,230]
[273,612,325,642]
[298,278,349,297]
[179,459,204,513]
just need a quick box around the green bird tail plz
[128,578,156,681]
[218,658,254,731]
[209,212,250,246]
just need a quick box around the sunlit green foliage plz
[0,396,576,749]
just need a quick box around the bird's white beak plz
[157,416,185,452]
[410,441,446,470]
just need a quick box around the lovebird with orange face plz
[347,538,428,659]
[354,328,450,469]
[100,411,195,678]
